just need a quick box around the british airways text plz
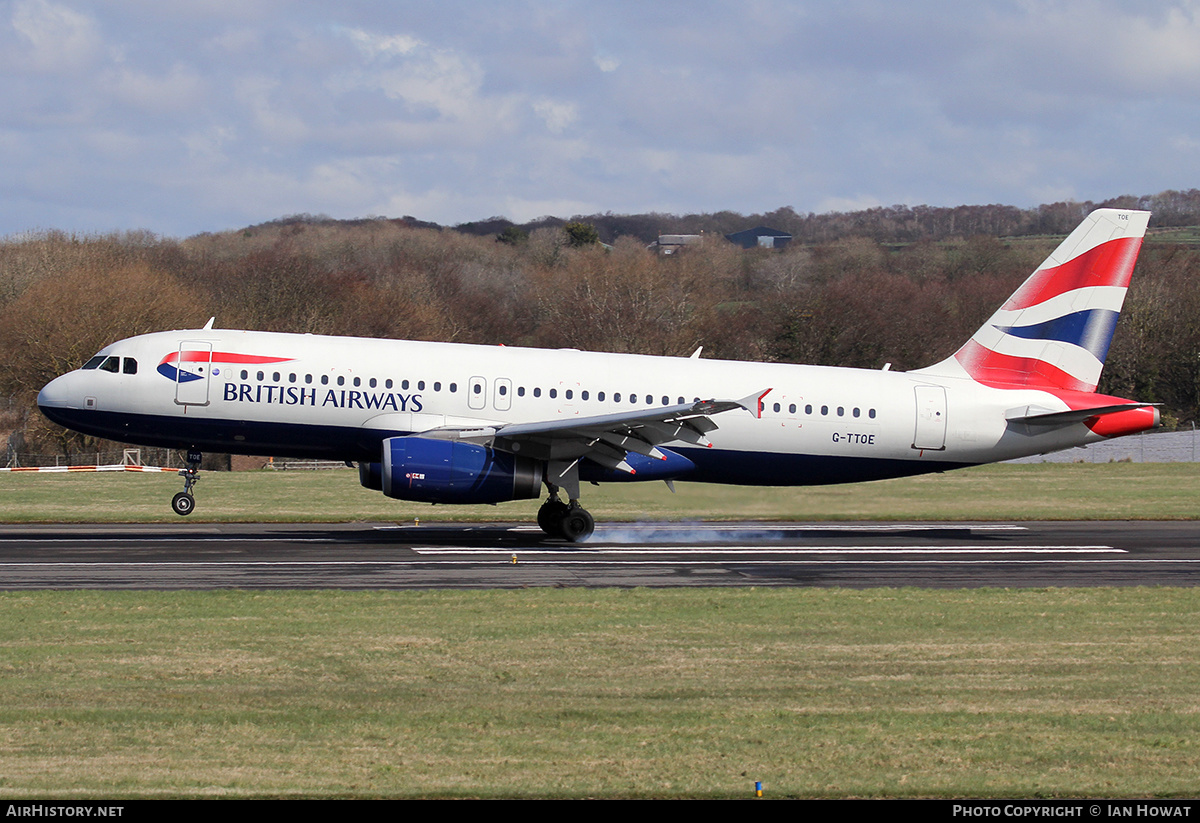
[223,383,423,411]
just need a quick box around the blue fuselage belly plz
[38,405,970,485]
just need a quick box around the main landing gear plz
[537,487,595,542]
[171,450,203,516]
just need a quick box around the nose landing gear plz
[171,450,202,516]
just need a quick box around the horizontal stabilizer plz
[1006,402,1161,426]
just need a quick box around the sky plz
[2,0,1198,238]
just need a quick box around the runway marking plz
[0,537,335,543]
[9,558,1200,570]
[375,524,1031,534]
[412,545,1122,555]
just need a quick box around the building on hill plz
[725,226,792,249]
[650,234,704,255]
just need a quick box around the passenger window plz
[582,390,589,401]
[565,389,572,399]
[614,393,621,402]
[853,408,860,418]
[402,380,409,390]
[869,409,877,419]
[353,377,360,387]
[434,382,441,391]
[598,391,606,402]
[273,372,280,382]
[241,370,249,380]
[288,373,296,383]
[805,404,812,414]
[450,383,457,393]
[257,371,264,381]
[305,374,313,384]
[337,376,345,386]
[773,402,781,413]
[123,358,137,375]
[533,388,541,398]
[518,387,525,397]
[473,384,481,395]
[549,388,557,398]
[837,407,844,416]
[369,378,377,388]
[384,378,392,389]
[418,381,425,390]
[321,375,329,385]
[821,405,828,415]
[499,385,507,396]
[789,404,796,414]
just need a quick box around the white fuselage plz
[37,328,1127,486]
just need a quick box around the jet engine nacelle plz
[369,436,542,504]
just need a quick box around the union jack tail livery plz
[922,208,1150,392]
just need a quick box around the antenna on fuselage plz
[203,317,215,330]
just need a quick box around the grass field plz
[3,463,1199,797]
[2,587,1200,798]
[1,461,1198,523]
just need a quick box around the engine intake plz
[369,436,542,504]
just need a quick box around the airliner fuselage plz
[37,209,1161,540]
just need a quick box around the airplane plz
[37,208,1160,541]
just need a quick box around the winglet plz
[738,388,772,419]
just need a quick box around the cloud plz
[532,98,578,134]
[10,0,102,72]
[2,1,1200,236]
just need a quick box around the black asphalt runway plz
[1,520,1199,589]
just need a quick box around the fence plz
[4,447,184,469]
[1007,426,1199,463]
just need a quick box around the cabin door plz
[174,341,213,406]
[912,385,947,451]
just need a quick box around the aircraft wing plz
[420,389,770,475]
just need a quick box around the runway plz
[1,520,1199,589]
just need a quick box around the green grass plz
[0,462,1197,522]
[3,463,1199,797]
[2,587,1199,798]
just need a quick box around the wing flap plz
[417,391,768,483]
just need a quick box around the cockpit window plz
[123,358,137,375]
[99,356,120,373]
[82,356,105,370]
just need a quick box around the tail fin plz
[917,208,1150,392]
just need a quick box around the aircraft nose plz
[37,371,90,429]
[38,373,77,410]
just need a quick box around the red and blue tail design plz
[921,209,1150,393]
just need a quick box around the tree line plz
[2,195,1199,456]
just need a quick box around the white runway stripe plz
[413,545,1122,555]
